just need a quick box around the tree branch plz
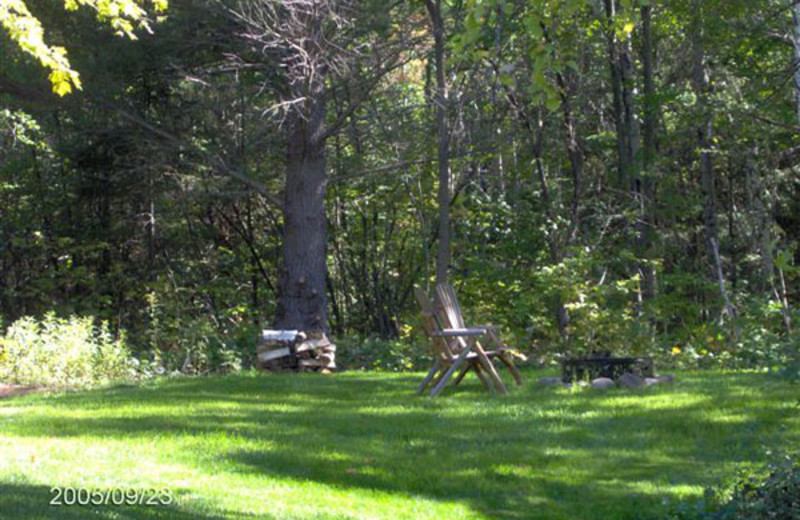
[91,95,284,209]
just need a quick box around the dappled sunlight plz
[0,436,202,489]
[697,411,752,424]
[594,392,709,410]
[0,371,797,519]
[587,478,705,500]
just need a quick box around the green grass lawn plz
[0,370,797,520]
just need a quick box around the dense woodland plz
[1,0,799,372]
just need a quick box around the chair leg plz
[474,343,508,394]
[430,349,472,397]
[483,329,523,386]
[499,353,524,386]
[452,362,471,386]
[471,361,492,389]
[430,362,452,387]
[417,359,442,394]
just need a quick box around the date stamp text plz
[49,487,174,506]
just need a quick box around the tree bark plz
[792,0,800,125]
[539,22,583,336]
[604,1,641,190]
[641,4,656,176]
[276,79,329,332]
[639,2,657,300]
[620,34,640,192]
[745,151,773,293]
[604,0,626,187]
[690,1,736,322]
[425,0,452,285]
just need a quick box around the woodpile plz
[256,330,336,373]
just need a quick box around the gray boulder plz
[592,377,616,389]
[644,377,660,386]
[618,372,645,388]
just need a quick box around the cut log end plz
[257,329,335,373]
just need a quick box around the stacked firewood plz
[256,330,336,373]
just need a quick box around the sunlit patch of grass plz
[0,370,797,519]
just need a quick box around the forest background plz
[1,0,798,379]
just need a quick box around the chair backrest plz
[435,282,466,329]
[418,310,455,361]
[414,286,435,315]
[414,287,455,361]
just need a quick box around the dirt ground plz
[0,383,38,399]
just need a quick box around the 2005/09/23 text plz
[50,487,174,506]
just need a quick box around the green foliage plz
[715,455,800,520]
[0,0,167,94]
[727,298,799,372]
[669,453,800,520]
[0,313,134,387]
[0,0,798,375]
[336,335,428,372]
[139,289,257,376]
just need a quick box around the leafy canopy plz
[0,0,167,95]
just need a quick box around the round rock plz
[618,372,645,388]
[591,377,616,389]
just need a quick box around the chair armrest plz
[434,328,487,337]
[470,324,500,331]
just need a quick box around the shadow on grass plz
[0,371,796,520]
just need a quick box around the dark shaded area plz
[561,355,654,382]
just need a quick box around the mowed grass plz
[0,370,798,520]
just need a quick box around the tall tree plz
[229,0,407,331]
[639,1,657,300]
[689,0,736,322]
[792,0,800,124]
[424,0,452,285]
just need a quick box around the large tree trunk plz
[425,0,451,285]
[276,87,329,332]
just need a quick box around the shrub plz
[337,335,429,372]
[0,313,134,387]
[137,289,260,376]
[668,454,800,520]
[714,455,800,520]
[138,315,255,376]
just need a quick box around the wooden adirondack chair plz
[434,282,525,388]
[414,287,508,396]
